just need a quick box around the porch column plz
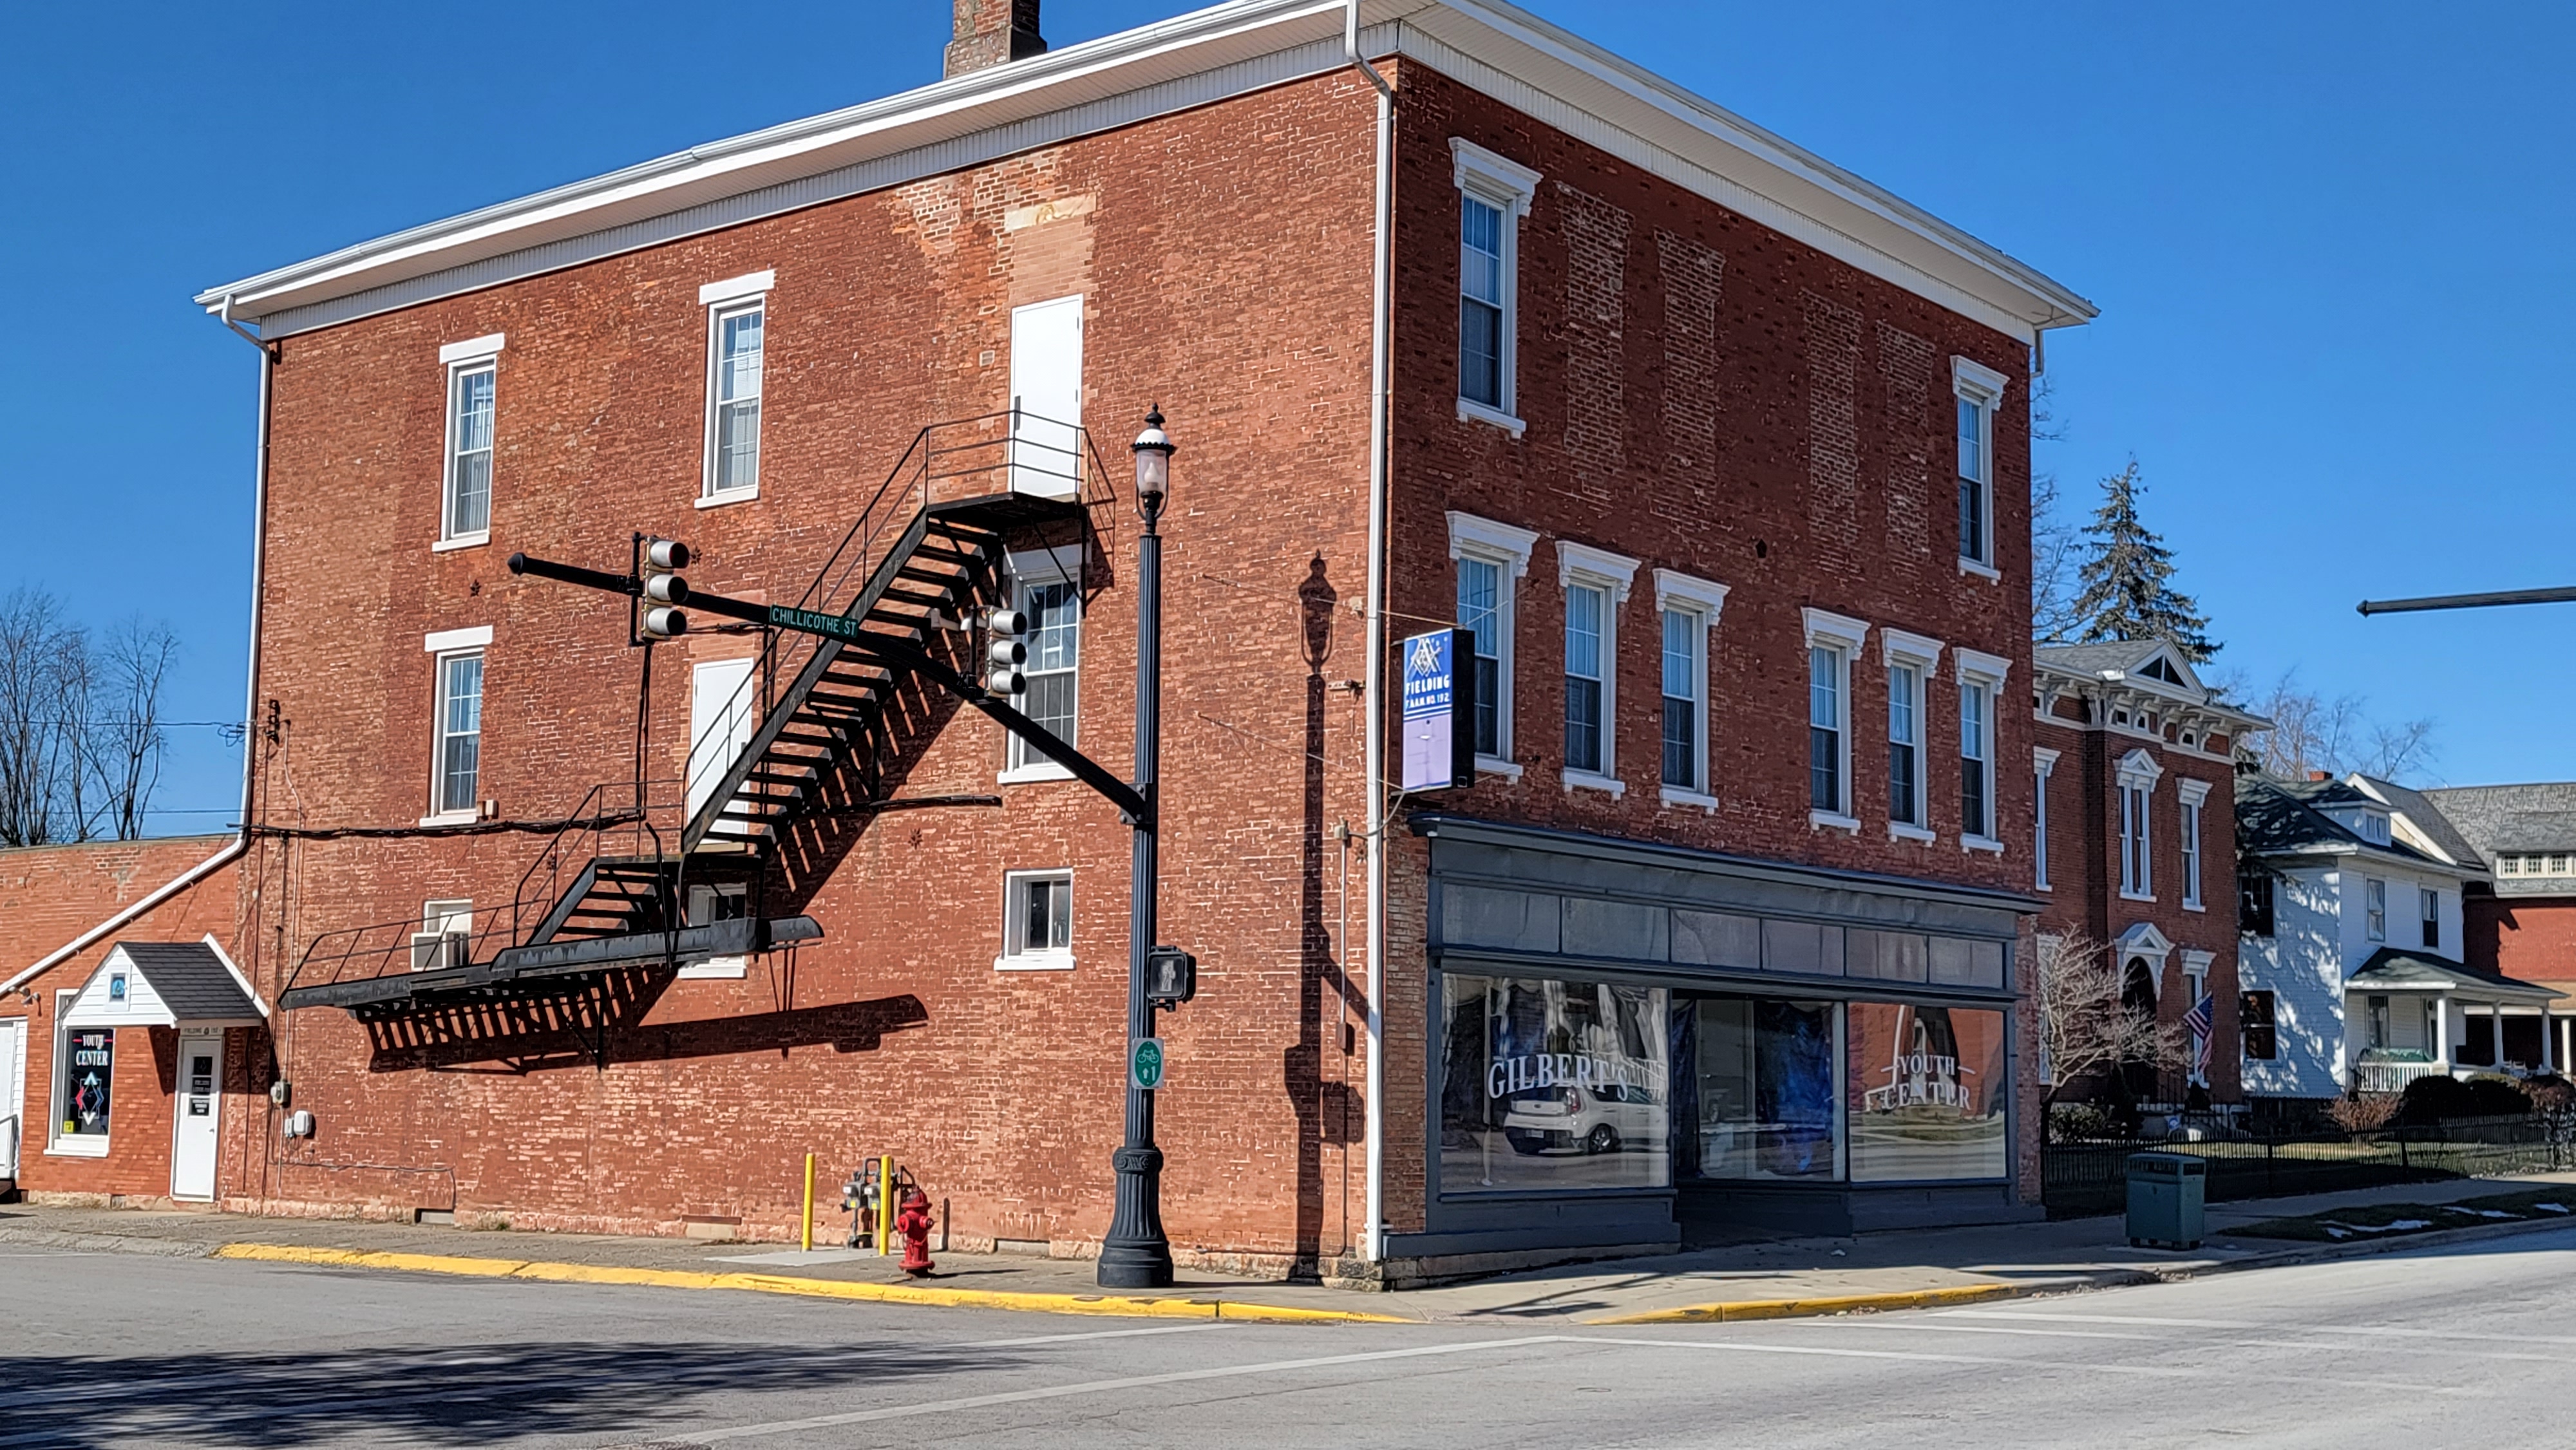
[2543,1010,2557,1073]
[2493,1000,2506,1068]
[2434,997,2452,1073]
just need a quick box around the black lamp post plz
[1099,406,1176,1290]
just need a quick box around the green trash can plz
[2126,1151,2206,1250]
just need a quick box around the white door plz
[1009,295,1083,498]
[688,657,759,829]
[170,1030,222,1201]
[0,1017,23,1178]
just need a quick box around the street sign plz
[1399,628,1475,791]
[1129,1037,1167,1091]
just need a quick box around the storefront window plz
[61,1027,113,1138]
[1689,997,1840,1180]
[1440,974,1669,1193]
[1847,1003,2008,1181]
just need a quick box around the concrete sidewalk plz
[7,1171,2571,1326]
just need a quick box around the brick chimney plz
[945,0,1046,77]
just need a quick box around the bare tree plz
[2032,933,2187,1099]
[2029,377,2086,642]
[89,619,178,841]
[2243,669,2438,783]
[0,589,79,845]
[0,588,182,844]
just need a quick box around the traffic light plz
[641,536,691,639]
[981,605,1027,699]
[1146,945,1197,1008]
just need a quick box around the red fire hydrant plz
[895,1187,936,1277]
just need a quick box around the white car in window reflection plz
[1502,1083,1659,1155]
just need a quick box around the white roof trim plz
[197,0,2092,343]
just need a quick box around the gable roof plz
[62,939,267,1029]
[2417,782,2576,896]
[195,0,2094,343]
[2235,775,2474,878]
[2032,639,2268,730]
[2350,775,2486,871]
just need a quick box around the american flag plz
[2184,994,2216,1075]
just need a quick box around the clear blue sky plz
[7,1,2570,831]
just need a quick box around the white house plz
[2235,773,2559,1100]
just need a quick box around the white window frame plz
[1557,541,1638,796]
[2032,746,2060,890]
[2180,949,2215,1087]
[2177,777,2211,911]
[1880,629,1944,840]
[420,626,493,827]
[1450,138,1540,437]
[680,882,751,979]
[997,869,1075,972]
[2365,876,2386,943]
[435,334,502,550]
[2117,748,2162,900]
[1952,356,2007,579]
[1654,570,1728,809]
[1803,608,1869,831]
[1448,513,1539,780]
[999,545,1084,784]
[1955,648,2011,853]
[46,989,108,1158]
[699,271,775,505]
[2421,885,2441,950]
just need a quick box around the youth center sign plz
[1399,628,1475,791]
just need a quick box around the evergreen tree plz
[2070,459,2218,662]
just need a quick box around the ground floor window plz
[1846,1003,2008,1182]
[1439,974,1670,1193]
[57,1025,113,1142]
[1683,997,1841,1181]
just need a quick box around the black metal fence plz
[2040,1114,2571,1218]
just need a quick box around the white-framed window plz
[1557,541,1638,795]
[2181,951,2213,1086]
[1654,570,1728,807]
[438,336,500,544]
[2117,748,2161,899]
[2420,886,2440,949]
[412,898,473,972]
[1002,546,1083,782]
[47,991,110,1158]
[699,271,773,501]
[1955,648,2011,851]
[2032,747,2060,890]
[1882,630,1943,838]
[1952,356,2008,576]
[681,881,750,979]
[1803,609,1868,828]
[1451,138,1540,435]
[2178,778,2211,910]
[998,869,1074,971]
[2365,877,2386,942]
[421,626,492,825]
[1449,513,1539,778]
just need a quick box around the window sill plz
[678,956,748,980]
[1560,769,1625,799]
[417,811,480,829]
[2183,900,2206,914]
[994,952,1075,973]
[696,486,760,510]
[1809,809,1861,834]
[1962,833,2006,855]
[2120,889,2157,903]
[998,762,1075,786]
[2034,880,2053,893]
[44,1138,109,1159]
[1889,823,1937,845]
[433,532,490,554]
[1475,755,1524,782]
[1658,786,1719,812]
[1456,398,1528,438]
[1957,557,2001,581]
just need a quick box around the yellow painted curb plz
[1584,1281,2025,1326]
[211,1243,1406,1323]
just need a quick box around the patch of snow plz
[2534,1203,2569,1214]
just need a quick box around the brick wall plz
[2466,892,2576,995]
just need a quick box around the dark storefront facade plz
[1406,817,2038,1263]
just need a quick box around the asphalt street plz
[3,1227,2572,1448]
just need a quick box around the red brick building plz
[18,0,2094,1280]
[2416,783,2576,1069]
[2029,642,2264,1109]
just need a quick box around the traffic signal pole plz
[2357,585,2576,616]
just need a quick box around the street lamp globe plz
[1132,406,1174,518]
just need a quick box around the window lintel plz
[1450,138,1541,211]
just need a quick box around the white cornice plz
[197,0,2093,343]
[1557,540,1641,601]
[1881,627,1944,668]
[1653,568,1728,621]
[1447,511,1540,572]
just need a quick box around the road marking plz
[962,1323,1230,1348]
[1839,1319,2573,1364]
[1944,1309,2576,1347]
[1578,1335,2468,1397]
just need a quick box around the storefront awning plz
[61,939,269,1030]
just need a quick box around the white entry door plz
[1009,295,1083,498]
[0,1017,24,1178]
[170,1030,223,1201]
[688,657,760,831]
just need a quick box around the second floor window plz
[2240,991,2278,1060]
[1660,608,1700,791]
[2365,877,2386,941]
[1958,679,1991,839]
[2421,887,2440,950]
[1009,577,1080,771]
[1459,193,1506,410]
[433,651,484,816]
[444,362,494,539]
[2121,783,2150,896]
[1564,584,1606,775]
[2240,871,2275,936]
[1887,663,1920,828]
[707,301,764,494]
[1458,556,1504,759]
[1809,645,1844,813]
[2180,796,2204,908]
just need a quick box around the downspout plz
[0,299,272,997]
[1347,0,1395,1268]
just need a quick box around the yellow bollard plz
[875,1153,894,1256]
[800,1153,815,1253]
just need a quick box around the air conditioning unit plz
[410,932,469,973]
